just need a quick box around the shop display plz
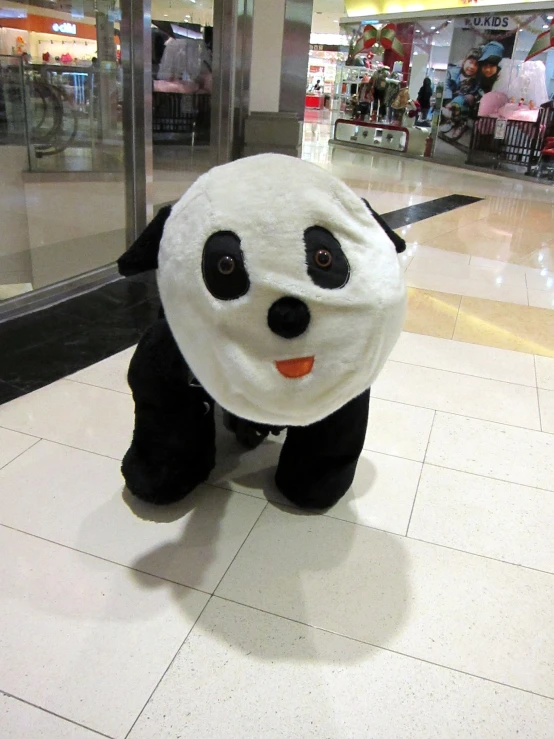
[335,11,554,181]
[116,153,406,508]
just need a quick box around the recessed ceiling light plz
[548,15,553,20]
[436,30,439,33]
[430,25,435,29]
[543,24,549,28]
[164,13,168,16]
[333,19,339,23]
[415,29,420,33]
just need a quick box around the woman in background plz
[417,77,433,124]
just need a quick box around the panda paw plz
[121,443,213,505]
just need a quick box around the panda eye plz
[202,231,249,300]
[218,256,235,275]
[304,227,350,289]
[314,249,332,269]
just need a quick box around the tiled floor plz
[1,333,554,738]
[2,120,554,738]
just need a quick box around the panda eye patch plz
[202,231,249,300]
[304,226,350,289]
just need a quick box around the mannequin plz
[391,82,410,124]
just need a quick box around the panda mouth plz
[275,356,315,379]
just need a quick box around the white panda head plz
[119,154,406,427]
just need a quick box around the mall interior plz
[1,0,554,735]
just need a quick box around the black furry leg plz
[275,389,370,509]
[123,319,216,505]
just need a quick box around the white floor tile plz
[405,270,529,306]
[408,257,527,286]
[68,346,135,394]
[216,508,554,696]
[536,355,554,391]
[211,429,419,534]
[0,440,266,593]
[539,389,554,433]
[128,598,554,739]
[364,398,434,462]
[373,361,540,429]
[389,333,536,386]
[528,289,554,310]
[0,526,208,738]
[525,270,554,291]
[409,465,554,572]
[326,449,421,535]
[0,427,38,470]
[0,380,134,459]
[426,413,554,491]
[407,244,471,265]
[470,256,530,278]
[0,693,100,739]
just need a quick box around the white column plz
[250,0,286,113]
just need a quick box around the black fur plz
[122,317,369,509]
[362,198,407,254]
[117,205,172,276]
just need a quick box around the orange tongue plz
[275,356,314,379]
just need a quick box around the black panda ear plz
[117,205,172,276]
[362,198,406,254]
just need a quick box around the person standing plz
[417,77,433,124]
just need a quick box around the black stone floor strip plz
[381,194,483,230]
[0,193,482,406]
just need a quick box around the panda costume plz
[118,154,406,509]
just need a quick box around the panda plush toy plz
[118,154,406,509]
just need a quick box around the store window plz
[332,12,554,180]
[0,0,126,301]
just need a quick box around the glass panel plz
[0,0,125,300]
[151,1,214,209]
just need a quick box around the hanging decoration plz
[525,20,554,61]
[353,23,404,58]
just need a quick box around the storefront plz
[305,34,348,113]
[333,2,554,180]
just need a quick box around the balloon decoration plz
[525,20,554,61]
[352,23,404,58]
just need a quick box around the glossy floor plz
[1,335,554,738]
[303,119,554,335]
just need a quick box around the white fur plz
[157,154,406,426]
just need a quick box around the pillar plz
[243,0,313,157]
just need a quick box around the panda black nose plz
[267,297,311,339]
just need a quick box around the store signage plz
[310,44,341,51]
[52,22,77,35]
[464,16,511,28]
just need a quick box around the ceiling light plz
[544,24,549,28]
[164,13,168,16]
[415,29,420,33]
[548,15,553,20]
[430,25,435,29]
[333,19,339,23]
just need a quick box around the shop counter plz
[305,93,324,110]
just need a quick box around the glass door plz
[0,0,126,300]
